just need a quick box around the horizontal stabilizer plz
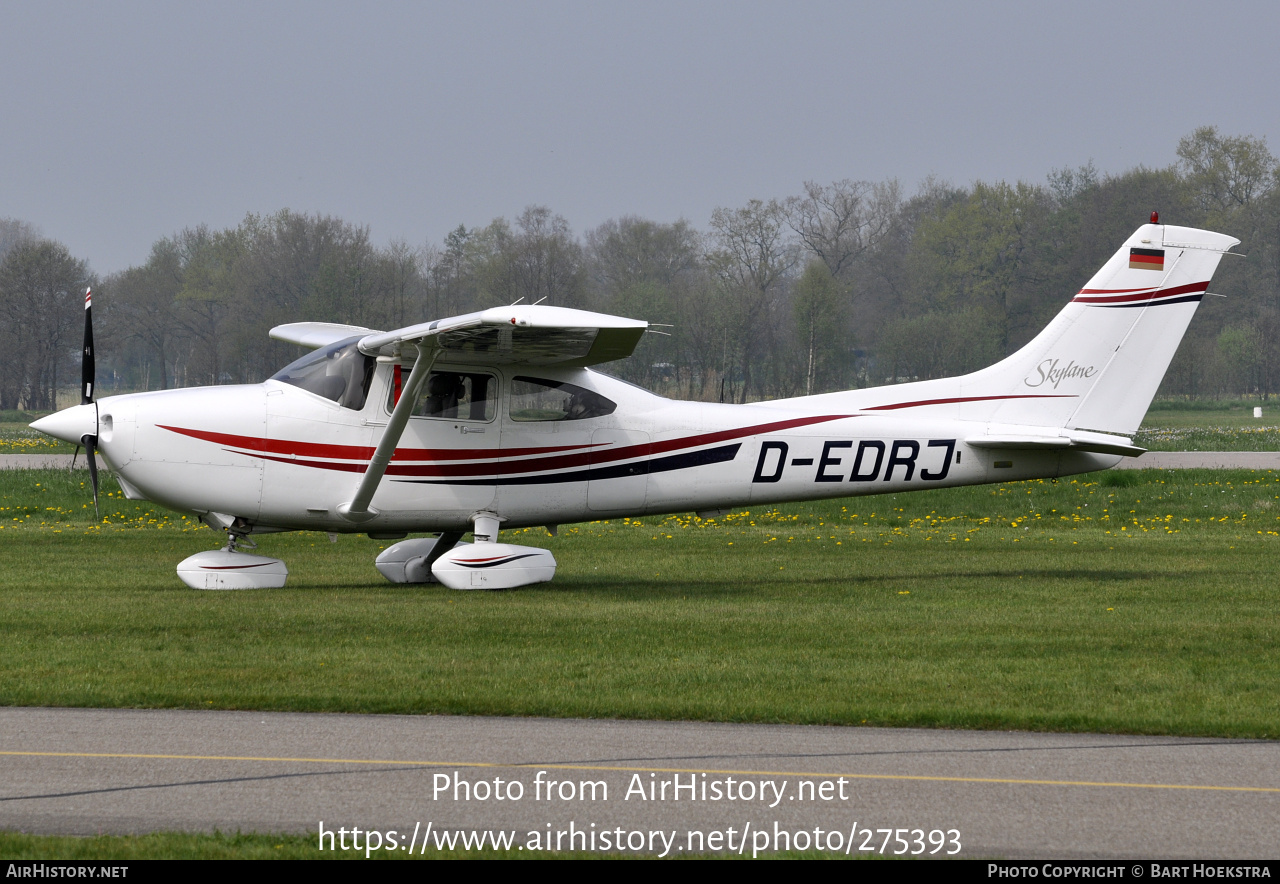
[356,305,648,366]
[966,428,1145,458]
[270,322,376,349]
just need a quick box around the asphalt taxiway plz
[2,707,1276,858]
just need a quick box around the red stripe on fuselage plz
[158,425,596,461]
[862,394,1074,412]
[160,414,851,477]
[1077,286,1155,295]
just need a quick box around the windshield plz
[271,336,375,410]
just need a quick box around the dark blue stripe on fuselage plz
[1092,294,1204,308]
[394,443,742,487]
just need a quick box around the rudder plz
[956,221,1239,434]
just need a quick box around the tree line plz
[2,125,1278,411]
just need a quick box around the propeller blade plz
[81,287,95,405]
[80,288,99,517]
[82,431,100,519]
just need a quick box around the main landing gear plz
[177,512,555,590]
[376,512,557,590]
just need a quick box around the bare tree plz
[585,216,701,299]
[784,179,900,280]
[378,239,427,327]
[467,207,585,309]
[584,217,703,390]
[0,218,40,265]
[1178,126,1278,216]
[109,237,186,389]
[0,239,92,409]
[510,206,585,307]
[707,199,795,401]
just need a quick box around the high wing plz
[355,305,648,367]
[270,322,376,349]
[276,305,649,523]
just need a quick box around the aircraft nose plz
[30,403,97,445]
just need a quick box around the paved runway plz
[0,454,104,470]
[2,707,1277,858]
[1112,451,1280,470]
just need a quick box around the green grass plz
[0,829,850,859]
[0,411,76,454]
[0,831,335,861]
[1138,400,1280,450]
[0,409,44,422]
[2,467,1279,737]
[0,830,607,860]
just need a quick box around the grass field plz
[1137,400,1280,451]
[0,411,75,454]
[0,829,849,860]
[0,830,603,860]
[2,465,1279,739]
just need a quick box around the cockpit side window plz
[391,370,497,421]
[271,337,375,410]
[509,377,616,422]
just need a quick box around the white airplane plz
[33,216,1238,590]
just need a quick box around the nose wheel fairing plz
[176,549,289,590]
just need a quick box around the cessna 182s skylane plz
[33,217,1238,589]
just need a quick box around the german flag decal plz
[1129,247,1165,271]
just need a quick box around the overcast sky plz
[3,0,1278,275]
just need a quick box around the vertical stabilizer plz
[793,222,1241,434]
[1047,224,1238,434]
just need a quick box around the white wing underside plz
[271,305,648,368]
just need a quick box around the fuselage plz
[86,361,1118,536]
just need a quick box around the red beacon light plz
[1150,211,1160,224]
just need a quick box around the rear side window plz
[509,377,616,422]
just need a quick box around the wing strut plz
[337,346,437,522]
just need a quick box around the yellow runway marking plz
[2,750,1277,794]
